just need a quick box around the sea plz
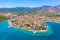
[0,20,60,40]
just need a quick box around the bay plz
[0,20,60,40]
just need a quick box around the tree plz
[0,15,7,22]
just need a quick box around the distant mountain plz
[0,5,60,15]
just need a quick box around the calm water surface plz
[0,20,60,40]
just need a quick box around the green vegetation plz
[38,24,47,30]
[11,21,14,23]
[45,14,60,17]
[0,15,7,22]
[25,24,30,27]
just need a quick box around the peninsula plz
[1,13,60,33]
[9,14,47,33]
[4,13,47,33]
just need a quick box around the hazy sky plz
[0,0,60,8]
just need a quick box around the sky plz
[0,0,60,8]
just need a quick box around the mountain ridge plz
[0,5,60,15]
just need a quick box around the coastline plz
[8,20,13,28]
[28,29,47,33]
[7,20,54,36]
[0,20,53,36]
[8,20,47,33]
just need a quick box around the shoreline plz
[28,25,48,33]
[8,20,47,33]
[8,20,13,28]
[28,30,47,33]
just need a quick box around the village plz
[1,13,60,33]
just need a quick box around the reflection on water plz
[0,20,60,40]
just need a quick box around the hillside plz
[0,5,60,15]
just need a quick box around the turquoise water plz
[0,20,60,40]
